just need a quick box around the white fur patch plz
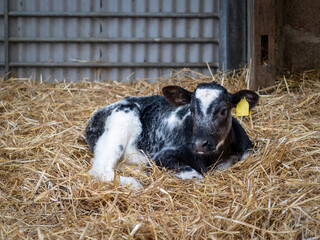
[195,89,221,113]
[174,169,203,180]
[165,108,189,130]
[166,112,181,128]
[215,155,238,171]
[89,109,146,189]
[240,151,251,161]
[89,169,142,189]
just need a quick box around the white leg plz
[89,169,142,189]
[214,155,238,171]
[89,110,143,189]
[240,150,252,161]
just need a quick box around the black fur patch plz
[115,103,135,113]
[85,108,111,152]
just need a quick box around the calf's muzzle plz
[193,137,216,154]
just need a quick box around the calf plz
[86,81,259,188]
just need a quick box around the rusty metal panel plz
[2,0,220,82]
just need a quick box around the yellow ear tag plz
[236,97,251,117]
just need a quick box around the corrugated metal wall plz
[0,1,6,77]
[0,0,220,82]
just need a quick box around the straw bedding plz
[0,69,319,239]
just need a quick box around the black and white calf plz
[86,81,259,188]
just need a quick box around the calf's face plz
[162,82,259,155]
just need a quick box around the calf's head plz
[162,82,259,154]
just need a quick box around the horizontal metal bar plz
[7,37,219,44]
[8,11,219,18]
[9,62,219,68]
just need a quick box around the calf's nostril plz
[194,139,212,153]
[202,140,209,147]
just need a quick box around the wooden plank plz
[250,0,276,90]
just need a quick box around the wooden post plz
[248,0,276,90]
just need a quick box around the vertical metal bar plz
[247,0,253,66]
[4,0,9,78]
[219,0,228,70]
[227,0,246,68]
[247,0,254,87]
[219,0,246,70]
[198,0,202,64]
[241,1,247,66]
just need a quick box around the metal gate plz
[0,0,245,82]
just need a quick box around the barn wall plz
[0,0,221,82]
[249,0,319,89]
[282,0,320,71]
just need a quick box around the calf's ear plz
[230,90,259,110]
[162,85,193,107]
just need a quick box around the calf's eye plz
[220,108,227,117]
